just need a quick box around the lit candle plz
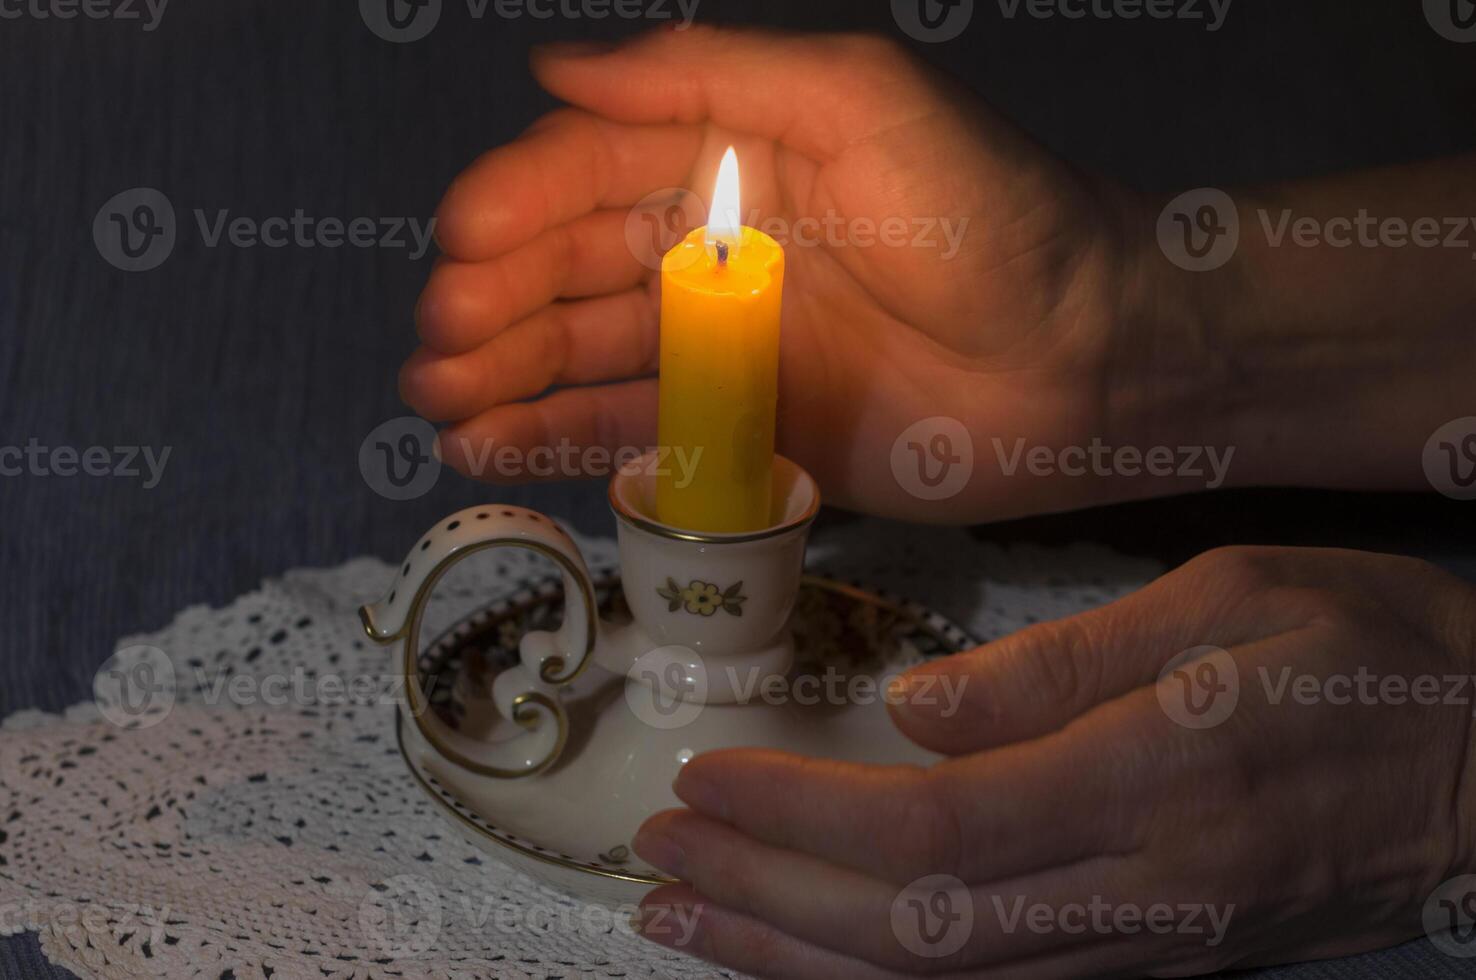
[655,147,785,533]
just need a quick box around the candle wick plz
[715,241,729,266]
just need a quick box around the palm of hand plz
[695,100,1125,518]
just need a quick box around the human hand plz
[401,26,1180,522]
[627,546,1476,977]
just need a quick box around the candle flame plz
[705,146,741,251]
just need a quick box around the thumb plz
[530,26,938,159]
[887,557,1260,755]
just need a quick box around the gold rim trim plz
[362,538,600,779]
[607,474,821,545]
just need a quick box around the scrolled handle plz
[359,505,598,778]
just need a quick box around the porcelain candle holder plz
[360,452,820,779]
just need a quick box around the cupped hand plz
[402,26,1164,522]
[627,547,1476,978]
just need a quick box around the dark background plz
[2,1,1474,976]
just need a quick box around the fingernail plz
[632,828,686,879]
[672,770,728,821]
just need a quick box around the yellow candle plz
[656,147,785,533]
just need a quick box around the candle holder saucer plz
[393,568,974,906]
[361,453,975,905]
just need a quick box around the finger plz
[636,883,901,980]
[635,808,905,967]
[673,743,1141,886]
[400,287,657,421]
[532,27,935,161]
[636,884,1173,980]
[633,808,1135,973]
[435,378,657,483]
[889,546,1302,755]
[436,108,704,262]
[417,209,647,354]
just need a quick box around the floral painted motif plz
[657,578,746,617]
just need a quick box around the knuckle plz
[1264,584,1362,628]
[1186,545,1285,594]
[696,845,765,920]
[897,770,964,877]
[1018,620,1100,711]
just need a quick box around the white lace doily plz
[0,520,1160,979]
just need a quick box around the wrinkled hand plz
[629,547,1476,978]
[403,26,1155,522]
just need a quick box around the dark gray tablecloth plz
[3,0,1474,976]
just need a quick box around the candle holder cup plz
[360,451,818,778]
